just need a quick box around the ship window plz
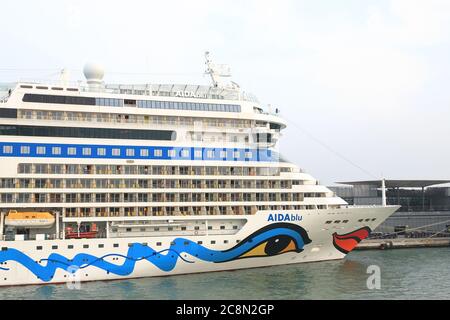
[181,149,190,157]
[20,146,30,154]
[113,243,119,248]
[1,247,8,251]
[156,242,162,246]
[126,149,135,157]
[52,147,61,155]
[36,246,43,250]
[220,226,225,230]
[67,147,77,155]
[126,228,132,232]
[112,148,121,156]
[197,241,203,245]
[208,226,212,230]
[365,219,370,222]
[98,244,104,248]
[211,240,216,244]
[0,124,175,141]
[170,241,176,245]
[140,149,149,157]
[83,244,89,249]
[2,145,13,154]
[36,146,46,155]
[184,241,189,245]
[233,225,238,230]
[154,227,160,231]
[128,243,133,247]
[334,220,341,224]
[52,245,58,249]
[343,220,349,223]
[194,226,200,230]
[68,245,74,249]
[372,218,376,221]
[97,148,106,156]
[358,219,363,222]
[224,240,228,244]
[206,150,214,158]
[82,148,91,156]
[168,149,176,158]
[168,227,173,231]
[154,149,163,157]
[181,227,186,231]
[0,108,18,118]
[142,242,148,246]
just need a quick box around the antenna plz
[59,68,70,87]
[204,51,233,88]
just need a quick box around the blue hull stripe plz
[0,142,277,162]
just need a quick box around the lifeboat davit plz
[4,210,55,228]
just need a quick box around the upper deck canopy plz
[337,180,450,188]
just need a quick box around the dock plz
[356,237,450,250]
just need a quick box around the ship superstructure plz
[0,54,398,286]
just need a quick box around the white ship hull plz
[0,206,397,286]
[0,56,400,287]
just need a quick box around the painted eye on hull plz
[240,235,300,259]
[217,223,312,263]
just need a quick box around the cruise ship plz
[0,53,399,286]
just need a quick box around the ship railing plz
[15,79,260,103]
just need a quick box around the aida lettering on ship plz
[0,53,400,286]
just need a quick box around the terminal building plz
[329,180,450,238]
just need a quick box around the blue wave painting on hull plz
[0,223,311,282]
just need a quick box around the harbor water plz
[0,248,449,300]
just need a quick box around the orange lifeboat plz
[5,210,55,228]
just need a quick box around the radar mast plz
[204,51,234,88]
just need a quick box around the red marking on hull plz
[332,227,371,254]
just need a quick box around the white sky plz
[1,0,450,185]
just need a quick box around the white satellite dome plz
[83,62,104,85]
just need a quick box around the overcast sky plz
[1,0,449,185]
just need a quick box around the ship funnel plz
[83,62,104,88]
